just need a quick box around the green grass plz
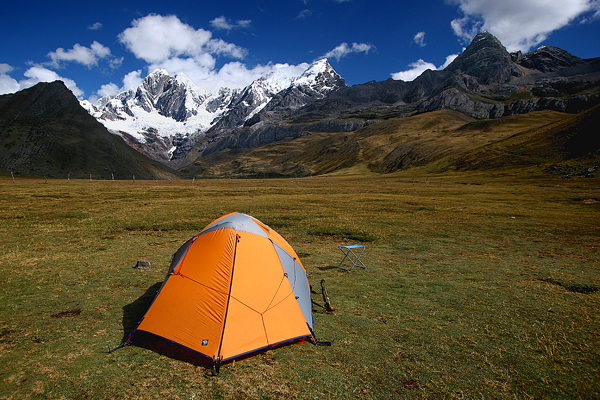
[0,173,599,399]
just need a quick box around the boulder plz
[134,260,151,270]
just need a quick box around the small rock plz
[134,260,151,270]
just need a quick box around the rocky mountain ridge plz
[304,32,599,119]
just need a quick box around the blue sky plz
[1,0,599,102]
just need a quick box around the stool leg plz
[355,247,366,269]
[338,249,352,271]
[347,248,366,269]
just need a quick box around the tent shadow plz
[316,265,338,271]
[121,281,162,343]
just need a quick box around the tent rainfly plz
[118,212,316,371]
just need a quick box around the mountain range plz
[80,58,345,168]
[1,32,599,179]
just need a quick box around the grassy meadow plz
[0,173,598,399]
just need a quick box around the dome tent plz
[120,212,315,371]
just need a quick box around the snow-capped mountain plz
[81,59,345,165]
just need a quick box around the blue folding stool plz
[337,244,366,271]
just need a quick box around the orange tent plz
[125,212,314,370]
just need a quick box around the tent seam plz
[216,232,239,361]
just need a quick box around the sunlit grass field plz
[0,173,598,399]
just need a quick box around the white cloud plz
[449,0,600,52]
[88,22,103,30]
[122,70,144,92]
[0,64,20,95]
[324,42,374,61]
[209,61,310,89]
[119,14,246,66]
[297,9,313,19]
[90,70,144,104]
[0,64,83,96]
[148,57,215,83]
[0,63,13,74]
[119,15,212,63]
[90,59,312,96]
[391,60,437,81]
[210,16,252,31]
[90,13,339,101]
[109,57,124,70]
[91,61,308,102]
[47,41,112,68]
[97,82,120,98]
[0,74,20,95]
[414,31,426,47]
[109,13,258,99]
[391,54,459,81]
[441,54,459,69]
[206,38,247,59]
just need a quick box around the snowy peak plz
[208,58,346,132]
[81,59,346,164]
[89,60,344,131]
[294,59,345,91]
[142,69,172,97]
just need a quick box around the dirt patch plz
[401,379,420,390]
[51,309,81,318]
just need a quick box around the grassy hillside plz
[0,82,178,180]
[181,109,586,178]
[444,103,600,174]
[0,174,598,398]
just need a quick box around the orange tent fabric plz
[131,212,314,366]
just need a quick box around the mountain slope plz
[179,108,583,178]
[446,103,600,173]
[0,81,178,179]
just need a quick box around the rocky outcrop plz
[519,46,583,73]
[445,32,523,84]
[199,118,371,157]
[419,88,600,119]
